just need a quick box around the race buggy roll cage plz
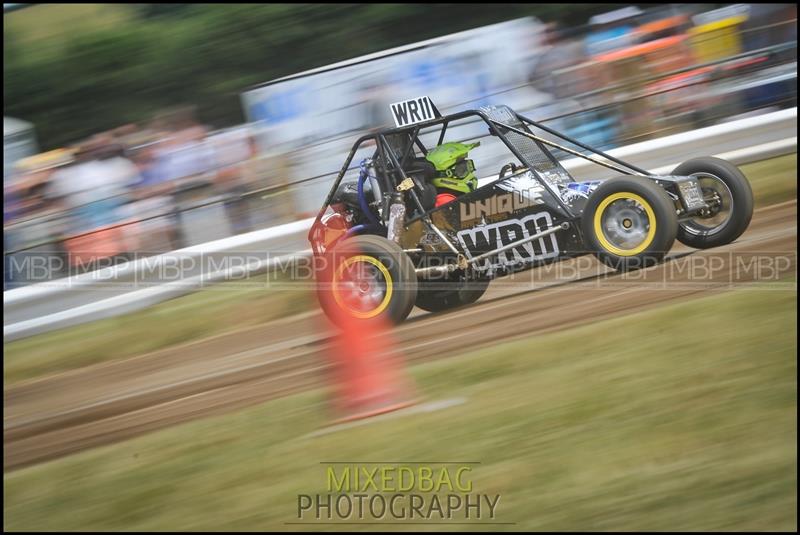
[309,103,689,262]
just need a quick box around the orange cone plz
[327,312,416,423]
[320,251,417,424]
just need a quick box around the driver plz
[426,141,480,207]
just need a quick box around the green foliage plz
[4,3,631,149]
[132,3,195,20]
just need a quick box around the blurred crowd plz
[4,108,297,281]
[3,3,797,286]
[524,3,797,148]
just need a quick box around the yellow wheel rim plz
[593,192,657,256]
[332,255,393,319]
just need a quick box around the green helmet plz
[426,141,480,194]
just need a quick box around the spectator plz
[148,119,218,247]
[154,120,216,191]
[118,142,180,253]
[210,127,256,234]
[48,136,140,234]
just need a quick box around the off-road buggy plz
[308,97,753,326]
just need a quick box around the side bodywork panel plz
[401,168,589,276]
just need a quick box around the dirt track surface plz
[4,200,797,471]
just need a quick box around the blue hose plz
[344,223,383,239]
[357,159,382,228]
[344,224,367,239]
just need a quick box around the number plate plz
[677,178,706,211]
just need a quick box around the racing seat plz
[403,157,438,212]
[383,132,438,212]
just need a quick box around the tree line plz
[4,4,630,150]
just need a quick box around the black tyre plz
[582,176,678,271]
[316,234,418,327]
[671,157,754,249]
[415,276,490,313]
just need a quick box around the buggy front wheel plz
[671,157,754,249]
[582,176,678,271]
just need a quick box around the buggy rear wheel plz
[316,235,418,327]
[582,176,678,271]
